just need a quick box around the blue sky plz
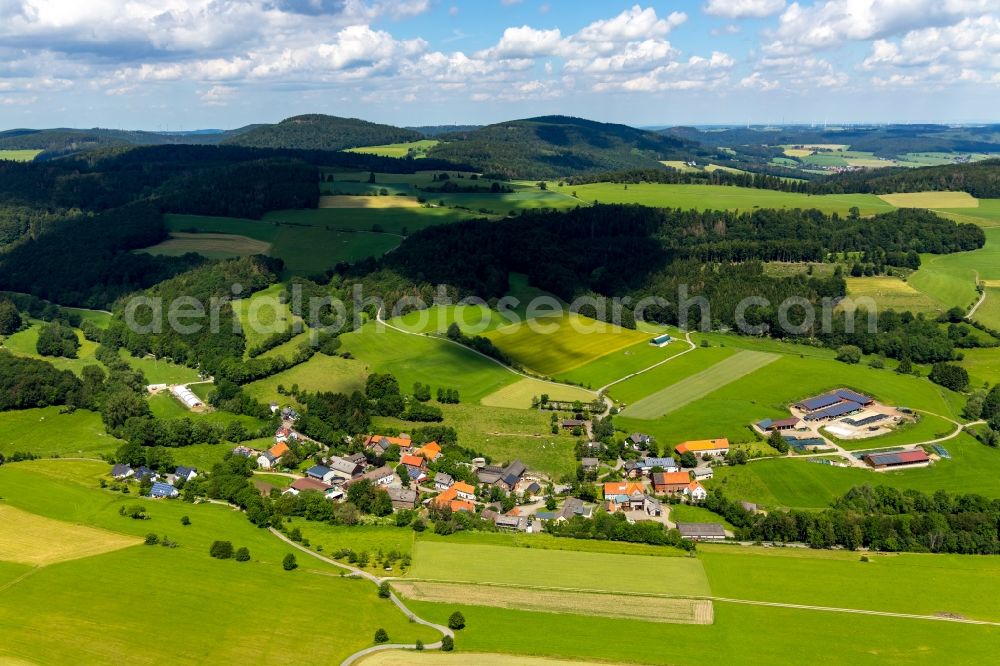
[0,1,997,130]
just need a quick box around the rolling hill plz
[426,115,703,179]
[222,114,423,151]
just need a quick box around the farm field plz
[318,194,421,208]
[616,352,963,448]
[233,283,298,353]
[933,198,1000,227]
[0,149,42,161]
[242,353,368,405]
[549,183,894,216]
[2,320,100,375]
[699,545,1000,622]
[0,407,118,458]
[558,329,689,389]
[844,276,945,315]
[878,191,979,208]
[0,460,437,664]
[407,598,998,665]
[394,580,713,624]
[609,346,736,406]
[121,350,201,385]
[485,312,650,376]
[289,520,417,563]
[169,442,233,470]
[622,350,780,420]
[340,321,517,402]
[357,652,619,666]
[147,391,264,431]
[375,402,573,478]
[958,346,1000,388]
[345,139,439,158]
[407,541,711,597]
[390,304,506,335]
[669,504,735,530]
[710,433,1000,508]
[0,504,139,566]
[479,377,595,410]
[137,232,271,260]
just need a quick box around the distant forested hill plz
[426,115,703,179]
[223,114,423,151]
[818,159,1000,198]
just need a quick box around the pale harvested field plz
[359,652,629,666]
[0,505,140,566]
[393,581,714,625]
[318,195,421,209]
[878,191,979,208]
[783,148,814,157]
[140,232,271,257]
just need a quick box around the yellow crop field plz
[318,195,421,208]
[0,505,140,566]
[878,191,979,208]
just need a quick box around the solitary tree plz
[378,582,391,598]
[448,611,466,630]
[180,515,191,526]
[210,540,234,559]
[282,553,298,571]
[441,635,454,651]
[374,628,389,644]
[235,547,251,562]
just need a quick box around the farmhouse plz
[434,472,454,490]
[685,481,708,501]
[476,465,503,485]
[285,477,333,496]
[327,457,363,481]
[110,464,134,479]
[173,466,198,483]
[344,452,368,466]
[351,466,394,487]
[628,433,652,449]
[257,442,291,470]
[675,439,729,456]
[414,441,442,461]
[364,434,411,456]
[864,449,930,469]
[275,426,291,442]
[653,471,691,494]
[677,522,726,540]
[170,384,203,409]
[650,333,672,347]
[756,417,800,432]
[434,486,475,512]
[497,460,526,492]
[561,419,586,429]
[452,481,477,502]
[581,457,600,472]
[603,481,647,510]
[149,482,178,499]
[640,456,678,473]
[306,465,339,484]
[387,486,418,509]
[556,497,593,521]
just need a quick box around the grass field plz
[710,433,1000,509]
[319,194,422,208]
[408,541,711,597]
[878,191,979,208]
[340,322,518,403]
[622,350,779,420]
[2,321,100,375]
[243,353,368,405]
[557,327,687,388]
[390,305,506,335]
[374,402,573,478]
[345,139,439,158]
[844,276,945,315]
[138,232,271,260]
[616,349,963,448]
[394,580,713,624]
[233,283,299,353]
[121,350,201,385]
[0,504,139,566]
[555,183,893,216]
[358,652,620,666]
[485,312,650,376]
[407,597,999,665]
[0,149,42,161]
[0,407,119,459]
[699,544,1000,622]
[669,504,735,530]
[479,378,595,409]
[609,346,736,406]
[0,459,438,664]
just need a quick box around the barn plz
[864,449,930,469]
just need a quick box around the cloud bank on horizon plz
[0,0,996,128]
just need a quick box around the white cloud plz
[574,5,686,43]
[481,25,564,59]
[764,0,995,55]
[740,72,779,90]
[199,84,235,106]
[594,51,735,92]
[704,0,786,19]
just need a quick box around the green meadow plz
[710,433,1000,509]
[345,139,440,158]
[0,149,42,161]
[243,353,368,405]
[2,320,100,375]
[558,329,688,389]
[340,322,518,402]
[0,407,118,458]
[608,346,736,405]
[374,402,574,478]
[485,312,650,377]
[552,182,893,216]
[408,541,711,596]
[0,460,437,664]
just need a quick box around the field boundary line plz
[389,577,1000,626]
[596,329,696,394]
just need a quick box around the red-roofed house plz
[652,471,691,494]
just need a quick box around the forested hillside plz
[223,114,423,151]
[819,159,1000,198]
[426,115,702,179]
